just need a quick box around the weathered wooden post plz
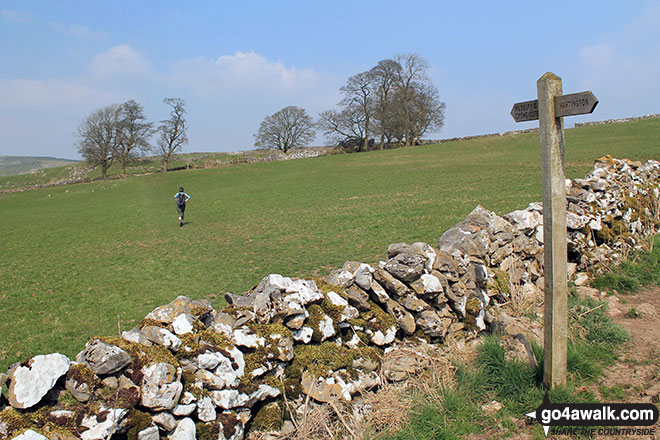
[537,72,568,389]
[511,72,598,389]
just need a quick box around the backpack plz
[176,192,186,206]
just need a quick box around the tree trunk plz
[162,158,168,172]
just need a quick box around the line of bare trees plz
[319,53,445,152]
[254,53,445,154]
[75,98,187,178]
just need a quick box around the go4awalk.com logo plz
[526,394,659,437]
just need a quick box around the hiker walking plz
[174,186,191,227]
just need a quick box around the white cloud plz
[89,44,152,78]
[0,9,31,23]
[172,50,323,96]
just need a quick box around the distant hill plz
[0,156,78,176]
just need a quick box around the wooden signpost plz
[511,73,598,390]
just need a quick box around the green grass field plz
[1,119,659,370]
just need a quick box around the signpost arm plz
[537,72,568,389]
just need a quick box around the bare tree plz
[339,71,376,152]
[394,53,430,145]
[156,98,187,172]
[76,104,122,179]
[410,83,446,143]
[370,59,401,149]
[116,99,154,175]
[317,107,367,147]
[254,106,316,154]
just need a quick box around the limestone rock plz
[301,371,343,403]
[432,250,458,272]
[353,263,374,290]
[415,309,452,338]
[210,389,249,409]
[383,299,416,335]
[293,327,313,344]
[80,407,128,440]
[152,412,177,431]
[369,279,390,303]
[325,290,359,322]
[137,426,159,440]
[196,396,217,422]
[382,341,433,382]
[504,204,543,232]
[366,326,397,346]
[8,353,70,409]
[121,327,152,346]
[76,340,132,375]
[168,418,196,440]
[324,267,354,288]
[171,314,194,335]
[172,402,196,416]
[410,274,444,295]
[398,294,429,313]
[10,430,49,440]
[145,295,213,324]
[232,327,266,348]
[373,268,411,297]
[140,363,183,411]
[65,375,94,403]
[384,253,426,282]
[345,285,371,312]
[246,384,281,408]
[140,326,182,351]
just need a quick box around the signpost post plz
[510,73,598,390]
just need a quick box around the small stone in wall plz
[168,418,196,440]
[384,253,426,283]
[80,407,128,440]
[9,430,49,440]
[75,339,133,375]
[140,363,183,411]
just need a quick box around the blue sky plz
[1,1,658,159]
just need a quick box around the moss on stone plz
[320,297,346,324]
[362,301,396,333]
[197,421,221,440]
[465,297,482,316]
[489,270,511,296]
[283,342,364,398]
[306,304,329,343]
[138,318,168,329]
[250,401,282,432]
[0,407,34,434]
[99,337,179,369]
[198,328,233,349]
[249,322,293,341]
[66,363,100,389]
[124,409,153,440]
[315,278,349,300]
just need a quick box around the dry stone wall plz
[1,156,659,440]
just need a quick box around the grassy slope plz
[0,157,77,177]
[1,119,659,370]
